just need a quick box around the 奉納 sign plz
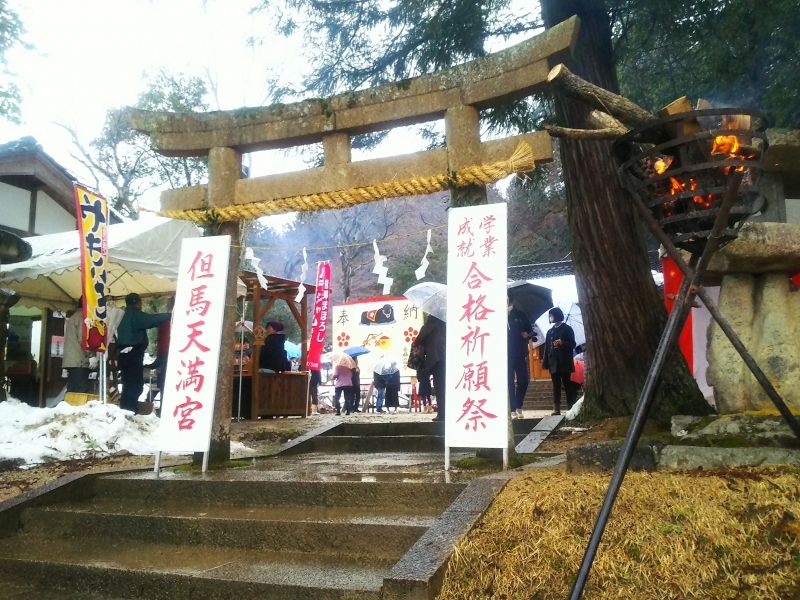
[307,262,332,371]
[332,297,424,377]
[74,184,108,352]
[445,203,508,450]
[158,236,231,453]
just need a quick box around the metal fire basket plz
[614,108,768,253]
[569,109,800,600]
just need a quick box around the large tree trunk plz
[541,0,711,423]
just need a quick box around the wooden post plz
[204,147,242,464]
[300,293,308,371]
[0,290,20,402]
[251,282,261,421]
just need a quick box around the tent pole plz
[99,351,106,403]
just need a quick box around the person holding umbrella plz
[541,307,577,415]
[507,298,534,420]
[328,352,357,415]
[412,315,446,422]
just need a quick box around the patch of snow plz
[675,429,688,438]
[230,441,256,454]
[565,396,584,421]
[0,399,171,466]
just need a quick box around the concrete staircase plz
[0,420,551,599]
[0,475,464,599]
[523,378,556,411]
[281,420,543,455]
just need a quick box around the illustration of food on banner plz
[332,297,424,377]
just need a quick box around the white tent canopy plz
[0,217,201,311]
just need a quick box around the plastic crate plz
[64,393,100,406]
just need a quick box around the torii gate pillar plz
[197,147,241,465]
[446,105,488,206]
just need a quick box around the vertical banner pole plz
[502,447,509,471]
[153,451,162,476]
[98,353,106,404]
[202,451,209,473]
[444,446,450,471]
[237,300,247,421]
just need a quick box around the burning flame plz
[654,156,673,175]
[711,135,740,155]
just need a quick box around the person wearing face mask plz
[542,307,577,415]
[507,299,533,420]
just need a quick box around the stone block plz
[707,222,800,275]
[658,445,800,470]
[566,441,658,472]
[677,414,800,448]
[707,272,800,413]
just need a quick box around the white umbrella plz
[564,303,586,346]
[371,352,401,375]
[324,352,356,369]
[536,302,586,347]
[235,320,253,333]
[404,282,447,321]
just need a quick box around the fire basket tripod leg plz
[629,186,800,441]
[569,174,743,600]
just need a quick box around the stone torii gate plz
[126,16,579,463]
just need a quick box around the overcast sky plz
[0,0,534,218]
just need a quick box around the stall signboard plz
[445,203,509,449]
[307,262,331,371]
[74,184,108,352]
[332,297,424,377]
[158,236,231,453]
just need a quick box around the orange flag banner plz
[74,184,108,352]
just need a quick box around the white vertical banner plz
[445,203,508,449]
[158,236,232,452]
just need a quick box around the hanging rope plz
[141,141,535,224]
[238,223,447,253]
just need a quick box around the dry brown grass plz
[438,466,800,599]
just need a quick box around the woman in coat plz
[412,315,446,421]
[541,307,576,415]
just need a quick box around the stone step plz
[281,434,446,455]
[322,419,541,437]
[0,536,388,600]
[0,581,124,600]
[93,477,465,512]
[22,499,433,559]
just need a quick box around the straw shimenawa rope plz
[143,141,535,224]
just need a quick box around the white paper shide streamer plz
[244,247,269,291]
[295,247,308,302]
[414,229,433,280]
[372,239,393,295]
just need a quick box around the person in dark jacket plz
[373,371,387,413]
[259,321,288,373]
[507,300,533,420]
[412,315,446,421]
[117,293,171,414]
[351,357,361,412]
[383,368,401,412]
[541,307,577,415]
